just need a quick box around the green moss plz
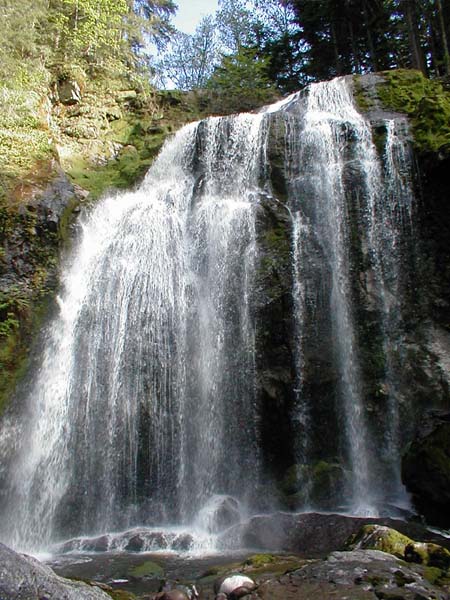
[422,566,443,584]
[105,590,137,600]
[245,554,276,568]
[353,76,371,112]
[347,524,450,570]
[376,69,450,155]
[347,525,414,558]
[129,560,163,578]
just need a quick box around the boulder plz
[0,541,110,599]
[196,495,241,534]
[347,524,450,569]
[219,512,450,555]
[214,574,256,599]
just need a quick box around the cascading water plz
[0,76,415,554]
[284,77,414,514]
[0,114,267,553]
[286,79,377,512]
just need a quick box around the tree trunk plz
[403,0,427,74]
[362,0,378,71]
[436,0,450,75]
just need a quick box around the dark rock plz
[125,533,145,552]
[281,461,349,511]
[256,550,447,600]
[402,419,450,528]
[172,534,194,551]
[208,497,241,533]
[219,512,450,555]
[58,79,82,105]
[153,592,189,600]
[0,541,110,599]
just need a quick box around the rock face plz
[0,164,85,409]
[0,70,449,535]
[0,541,110,599]
[402,416,450,527]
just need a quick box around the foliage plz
[216,0,258,54]
[0,0,177,84]
[376,69,450,154]
[0,0,48,79]
[283,0,450,82]
[0,289,31,338]
[207,47,278,112]
[253,0,306,91]
[156,16,218,90]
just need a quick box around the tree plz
[0,0,48,77]
[207,46,277,111]
[128,0,177,51]
[402,0,427,73]
[216,0,258,53]
[253,0,306,90]
[157,16,218,89]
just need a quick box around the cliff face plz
[251,71,450,524]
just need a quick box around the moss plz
[245,554,276,568]
[347,525,414,558]
[129,560,164,578]
[422,566,443,584]
[376,69,450,155]
[105,590,137,600]
[348,524,450,570]
[353,76,371,112]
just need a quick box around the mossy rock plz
[347,524,450,569]
[376,69,450,155]
[129,560,164,578]
[244,554,276,568]
[347,525,413,558]
[280,460,348,510]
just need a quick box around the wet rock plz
[212,497,241,532]
[0,541,110,599]
[153,592,189,600]
[196,496,242,534]
[125,533,145,552]
[402,417,450,528]
[153,581,198,600]
[256,550,448,600]
[219,512,450,555]
[172,533,194,551]
[281,461,349,510]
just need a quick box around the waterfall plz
[0,76,415,554]
[285,77,414,513]
[0,114,267,553]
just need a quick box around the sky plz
[172,0,219,33]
